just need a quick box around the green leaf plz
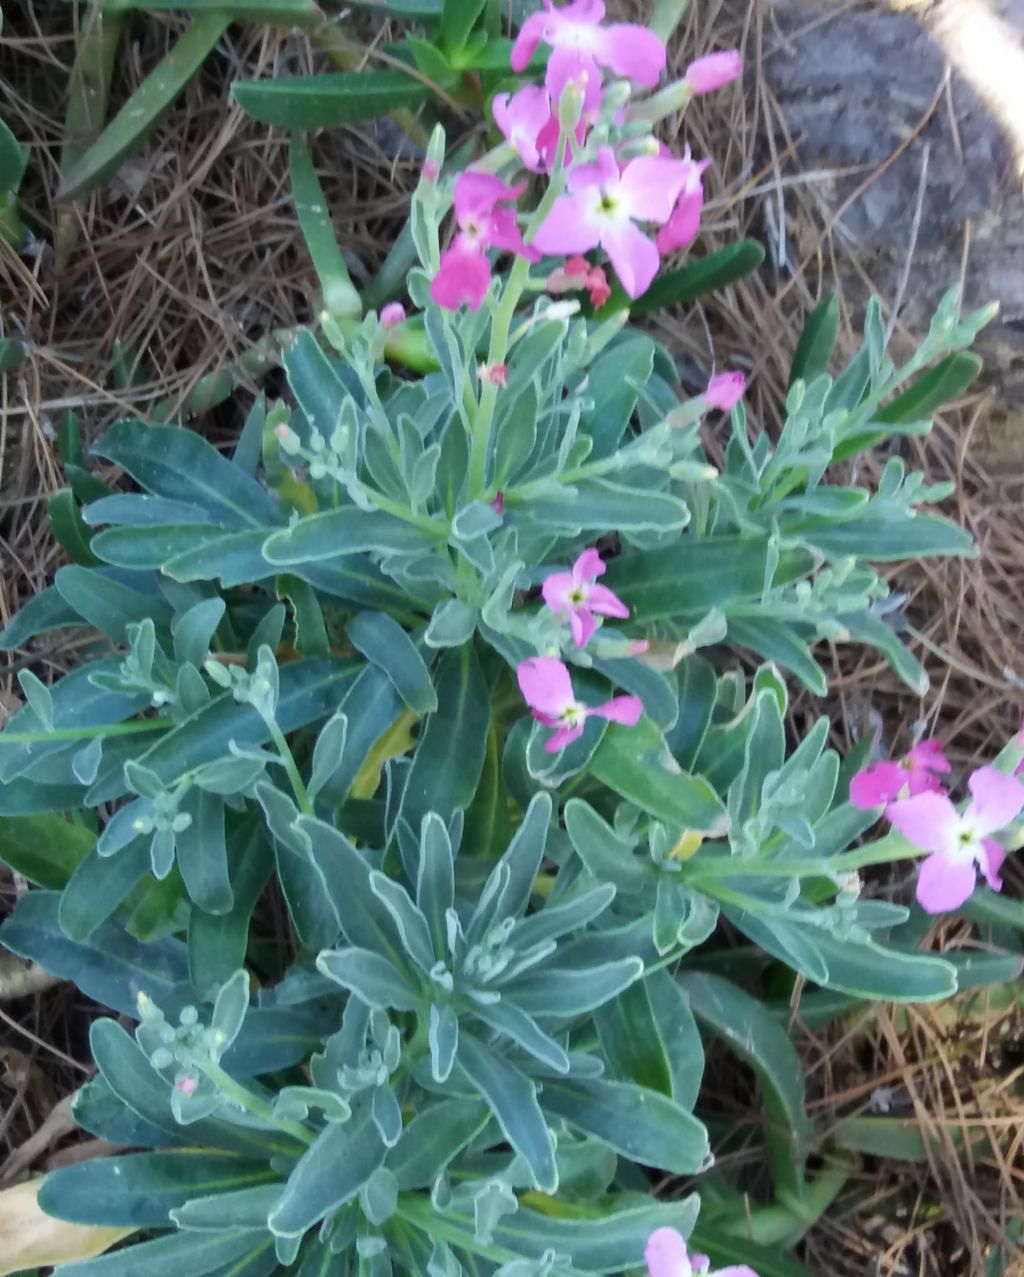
[92,420,280,528]
[60,841,154,941]
[54,566,175,644]
[578,336,653,458]
[539,1076,710,1173]
[0,116,28,192]
[726,617,827,696]
[594,981,673,1095]
[233,70,450,129]
[49,1229,272,1277]
[59,15,231,201]
[808,509,975,561]
[106,0,322,23]
[789,292,839,387]
[588,718,729,835]
[289,133,360,318]
[0,891,190,1017]
[835,609,927,694]
[262,507,435,564]
[268,1104,386,1238]
[440,0,487,50]
[679,970,813,1187]
[399,644,489,830]
[598,240,766,318]
[875,352,982,424]
[456,1032,557,1193]
[0,814,94,889]
[603,537,814,622]
[687,1228,814,1277]
[386,1098,490,1190]
[48,489,99,566]
[348,612,437,714]
[40,1152,277,1227]
[517,479,689,534]
[176,788,233,914]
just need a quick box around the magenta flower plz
[430,172,538,311]
[645,1227,759,1277]
[533,147,691,298]
[542,547,629,648]
[887,764,1024,912]
[704,371,747,411]
[655,150,711,255]
[511,0,667,89]
[849,738,951,810]
[517,656,642,752]
[685,50,742,95]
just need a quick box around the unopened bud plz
[477,362,508,387]
[423,124,445,183]
[599,81,633,119]
[557,77,587,133]
[627,77,693,125]
[380,302,406,328]
[704,371,747,411]
[685,50,742,95]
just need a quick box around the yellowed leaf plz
[0,1178,134,1276]
[350,709,418,801]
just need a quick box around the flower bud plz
[685,50,742,95]
[704,370,747,411]
[379,302,406,328]
[627,77,693,125]
[557,76,587,133]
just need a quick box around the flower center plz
[561,704,584,728]
[568,587,587,605]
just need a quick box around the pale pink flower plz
[704,371,747,411]
[511,0,667,89]
[645,1227,758,1277]
[533,147,692,298]
[176,1075,198,1097]
[685,50,742,95]
[542,547,629,648]
[517,656,642,752]
[380,302,406,328]
[656,150,711,255]
[491,490,505,515]
[888,764,1024,912]
[430,172,538,311]
[849,738,951,810]
[493,84,553,172]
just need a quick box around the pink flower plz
[547,255,611,307]
[541,547,629,648]
[655,150,711,255]
[491,490,505,515]
[533,147,692,298]
[380,302,406,328]
[493,84,553,171]
[850,738,951,810]
[645,1227,759,1277]
[888,764,1024,912]
[430,172,538,311]
[517,656,642,752]
[685,50,742,95]
[704,371,747,411]
[176,1075,198,1097]
[511,0,667,89]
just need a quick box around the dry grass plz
[1,0,1023,1271]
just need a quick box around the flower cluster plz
[431,0,741,308]
[517,547,641,752]
[850,736,1024,913]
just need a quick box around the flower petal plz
[570,607,598,649]
[584,583,629,618]
[907,737,951,775]
[849,761,906,809]
[964,764,1024,837]
[589,694,643,727]
[510,10,546,72]
[644,1227,690,1277]
[593,22,667,86]
[453,171,524,224]
[655,185,704,255]
[517,656,576,718]
[493,84,551,172]
[545,722,585,753]
[915,849,977,914]
[886,790,959,856]
[546,47,603,120]
[599,218,660,298]
[566,145,619,193]
[541,570,576,614]
[703,371,747,411]
[532,193,603,256]
[487,207,540,261]
[572,547,606,583]
[430,241,492,311]
[618,156,689,224]
[685,50,742,95]
[979,838,1006,892]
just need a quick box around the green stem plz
[264,716,314,817]
[687,831,922,884]
[200,1059,315,1147]
[0,717,172,745]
